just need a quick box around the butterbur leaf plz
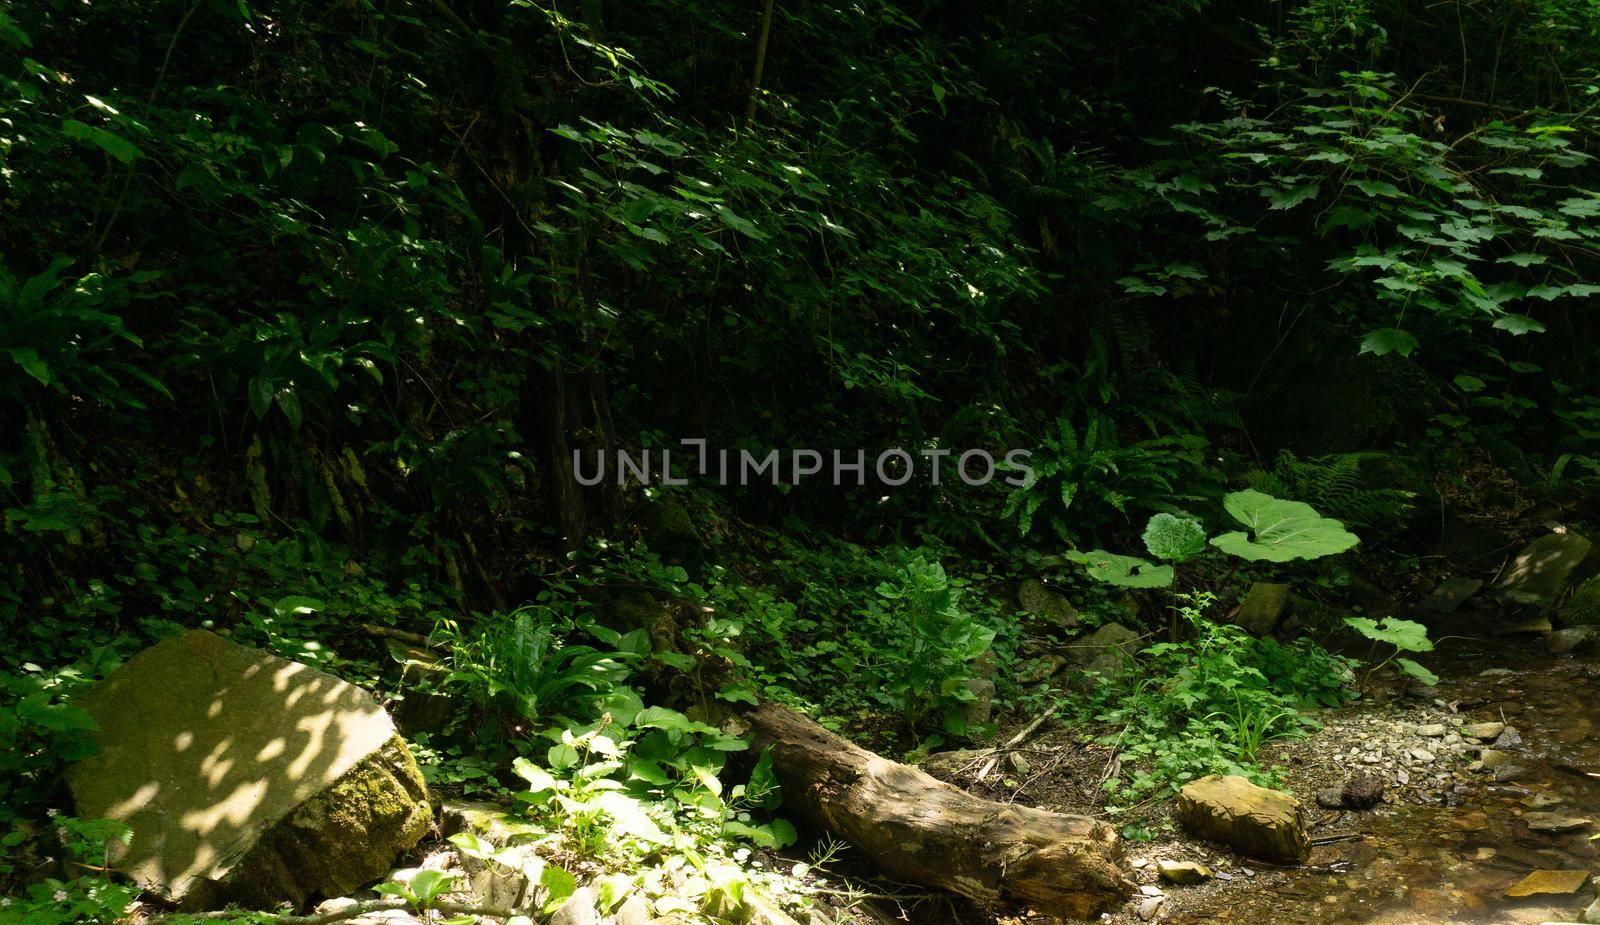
[1343,616,1433,653]
[1210,490,1359,562]
[1065,549,1174,588]
[1359,328,1418,357]
[1141,513,1207,562]
[1395,657,1440,687]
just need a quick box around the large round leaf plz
[1208,489,1359,562]
[1066,549,1174,588]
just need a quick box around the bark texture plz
[744,702,1133,917]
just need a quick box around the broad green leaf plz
[1065,549,1174,588]
[1350,179,1402,198]
[1141,513,1207,562]
[1493,313,1546,335]
[1395,657,1440,686]
[61,118,142,163]
[272,595,323,618]
[1209,490,1359,562]
[1359,328,1418,357]
[1343,616,1433,653]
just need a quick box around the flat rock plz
[1018,579,1080,629]
[1492,532,1594,608]
[1416,723,1446,737]
[69,630,430,908]
[1175,775,1310,863]
[1548,626,1598,656]
[1505,869,1590,897]
[1524,812,1593,834]
[1157,860,1212,885]
[1230,582,1291,635]
[1418,577,1483,613]
[1461,722,1505,741]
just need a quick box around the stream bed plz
[1169,630,1600,925]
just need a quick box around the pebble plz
[1586,896,1600,924]
[1137,896,1165,921]
[1409,748,1436,763]
[1495,726,1523,748]
[1140,884,1164,897]
[1416,723,1446,737]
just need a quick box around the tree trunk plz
[743,702,1134,918]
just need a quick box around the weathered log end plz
[745,703,1134,918]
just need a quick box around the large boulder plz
[1491,531,1595,609]
[69,630,431,908]
[1175,775,1310,863]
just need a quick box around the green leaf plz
[1065,549,1174,588]
[1343,616,1433,653]
[8,348,51,386]
[1496,253,1547,267]
[61,119,142,163]
[1395,657,1440,686]
[1141,513,1207,562]
[1209,490,1359,563]
[1493,313,1546,335]
[272,595,323,618]
[1359,328,1418,357]
[1264,183,1320,211]
[1350,179,1403,198]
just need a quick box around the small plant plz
[437,608,645,726]
[374,868,457,911]
[0,817,135,925]
[1344,616,1438,687]
[870,556,997,736]
[1068,489,1359,588]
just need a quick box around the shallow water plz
[1178,629,1600,925]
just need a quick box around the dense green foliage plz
[3,0,1599,919]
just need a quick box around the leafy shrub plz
[437,609,646,727]
[1090,594,1352,803]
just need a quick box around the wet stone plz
[1342,772,1385,810]
[1524,812,1593,834]
[1504,869,1590,897]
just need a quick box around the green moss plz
[1561,576,1600,627]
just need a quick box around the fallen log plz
[744,702,1134,918]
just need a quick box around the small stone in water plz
[1461,721,1505,741]
[1493,765,1527,782]
[1495,726,1523,748]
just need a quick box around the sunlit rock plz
[69,630,430,908]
